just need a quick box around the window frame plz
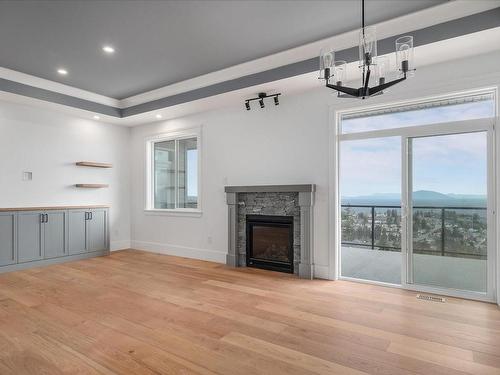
[331,86,498,302]
[337,87,497,139]
[144,127,202,216]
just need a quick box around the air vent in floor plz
[416,294,446,303]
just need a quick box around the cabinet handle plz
[90,212,93,220]
[44,214,48,223]
[40,213,44,223]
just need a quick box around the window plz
[341,92,495,134]
[146,130,200,212]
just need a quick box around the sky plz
[340,99,495,198]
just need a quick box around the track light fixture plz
[244,92,281,111]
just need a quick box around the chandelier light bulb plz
[319,48,335,81]
[359,26,377,66]
[334,61,347,85]
[376,56,390,85]
[362,32,373,54]
[323,52,334,68]
[398,44,410,60]
[396,36,414,75]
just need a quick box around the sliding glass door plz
[340,137,402,284]
[407,131,491,294]
[338,89,496,301]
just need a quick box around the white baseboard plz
[314,264,330,280]
[110,240,131,251]
[128,240,329,279]
[131,240,227,263]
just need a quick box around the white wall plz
[0,100,131,250]
[130,87,332,276]
[130,50,500,279]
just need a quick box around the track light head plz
[259,98,265,108]
[274,96,279,106]
[245,101,251,110]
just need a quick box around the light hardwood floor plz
[0,249,499,374]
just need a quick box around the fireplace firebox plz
[246,214,294,273]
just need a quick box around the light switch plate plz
[22,171,33,181]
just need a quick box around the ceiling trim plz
[0,4,499,119]
[0,78,121,117]
[0,67,119,107]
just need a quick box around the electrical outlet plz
[22,171,33,181]
[207,236,213,245]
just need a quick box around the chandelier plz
[319,0,415,99]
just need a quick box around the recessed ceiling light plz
[155,114,162,119]
[102,45,115,54]
[57,68,68,75]
[93,115,100,120]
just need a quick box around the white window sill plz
[143,209,203,217]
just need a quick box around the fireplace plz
[246,214,294,273]
[225,184,315,279]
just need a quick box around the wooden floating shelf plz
[76,162,113,168]
[75,184,109,188]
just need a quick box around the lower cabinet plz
[18,211,67,262]
[68,210,87,255]
[18,211,44,263]
[44,211,67,259]
[0,212,17,266]
[87,209,107,252]
[68,209,108,254]
[0,207,108,270]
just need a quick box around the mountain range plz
[342,190,486,207]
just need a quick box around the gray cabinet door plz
[87,209,107,252]
[44,211,66,259]
[0,212,16,266]
[18,212,43,263]
[68,210,87,255]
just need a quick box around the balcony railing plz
[341,204,487,259]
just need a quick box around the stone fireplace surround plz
[225,185,315,279]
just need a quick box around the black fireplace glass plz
[246,215,293,273]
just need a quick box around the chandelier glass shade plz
[319,0,415,99]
